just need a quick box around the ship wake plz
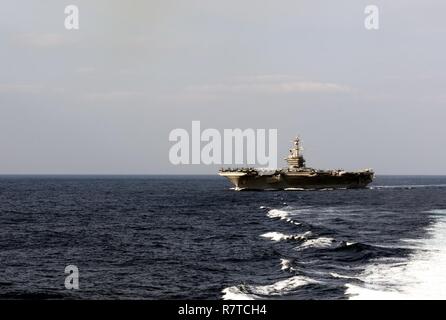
[346,209,446,299]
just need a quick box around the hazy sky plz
[1,0,445,174]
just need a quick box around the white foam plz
[429,209,446,215]
[280,258,292,271]
[221,286,257,300]
[267,209,290,220]
[297,237,336,250]
[251,276,318,295]
[267,206,321,220]
[222,276,319,300]
[261,231,312,242]
[330,272,357,280]
[266,208,303,226]
[346,210,446,300]
[261,232,293,242]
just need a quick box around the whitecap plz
[296,237,336,250]
[250,276,318,296]
[280,258,292,271]
[266,208,302,226]
[261,231,312,242]
[221,286,257,300]
[267,209,291,220]
[346,212,446,300]
[223,276,319,300]
[261,232,293,242]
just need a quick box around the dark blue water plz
[1,175,446,299]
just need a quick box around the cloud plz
[178,75,353,101]
[82,91,146,102]
[75,67,96,74]
[0,84,44,95]
[0,83,68,98]
[16,33,75,48]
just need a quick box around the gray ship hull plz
[219,170,374,191]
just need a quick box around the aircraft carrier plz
[219,136,374,190]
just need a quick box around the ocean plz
[0,175,445,299]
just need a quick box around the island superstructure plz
[219,136,374,190]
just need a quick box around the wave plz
[267,209,291,220]
[260,230,339,251]
[329,242,411,264]
[266,208,301,225]
[222,275,319,300]
[261,231,293,242]
[333,242,377,252]
[280,258,293,271]
[428,209,446,215]
[221,286,258,300]
[260,231,312,242]
[346,210,446,299]
[264,207,354,250]
[266,206,363,222]
[330,272,359,280]
[296,237,337,250]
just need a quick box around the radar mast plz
[285,136,306,171]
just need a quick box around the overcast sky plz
[1,0,445,174]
